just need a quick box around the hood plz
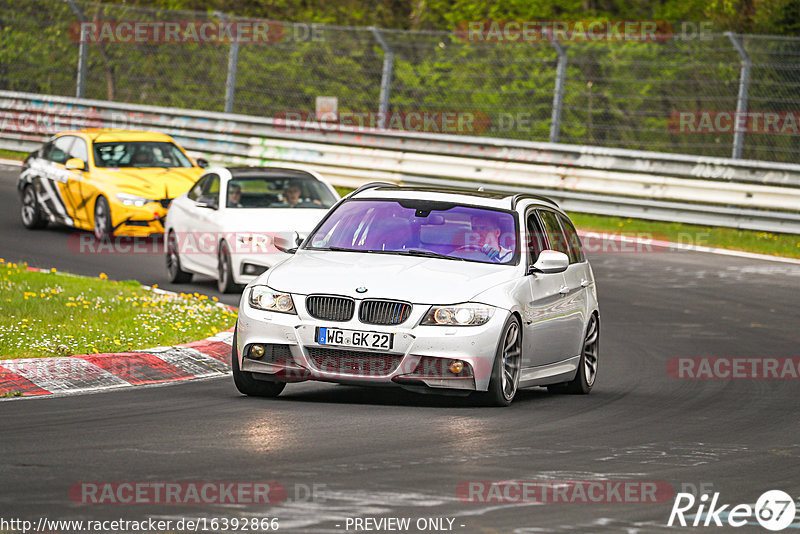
[97,167,204,199]
[264,250,519,303]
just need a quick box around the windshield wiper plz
[390,249,465,261]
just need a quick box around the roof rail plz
[510,193,559,209]
[348,181,399,197]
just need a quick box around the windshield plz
[305,199,518,264]
[226,176,337,209]
[93,141,194,168]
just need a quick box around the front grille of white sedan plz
[306,347,403,376]
[358,299,412,325]
[306,295,355,321]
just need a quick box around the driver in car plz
[227,183,243,208]
[282,183,321,207]
[471,214,513,262]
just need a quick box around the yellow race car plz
[18,129,207,238]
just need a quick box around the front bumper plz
[109,201,169,237]
[235,293,508,393]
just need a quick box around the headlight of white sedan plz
[248,286,296,314]
[421,303,494,326]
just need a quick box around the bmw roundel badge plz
[356,287,368,293]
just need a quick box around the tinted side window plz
[69,138,89,163]
[538,210,570,255]
[526,211,547,264]
[187,177,207,201]
[202,174,220,196]
[50,136,74,165]
[557,214,585,264]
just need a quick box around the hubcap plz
[22,188,36,225]
[500,321,521,400]
[95,202,108,238]
[167,236,178,276]
[583,316,599,386]
[218,247,229,283]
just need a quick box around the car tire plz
[480,315,522,407]
[232,328,286,398]
[548,313,599,395]
[217,240,239,294]
[93,196,113,239]
[20,184,47,229]
[166,231,193,283]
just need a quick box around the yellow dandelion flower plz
[99,273,108,280]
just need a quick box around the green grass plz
[0,260,237,359]
[335,185,800,258]
[0,148,27,160]
[569,213,800,259]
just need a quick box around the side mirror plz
[196,196,218,210]
[196,158,209,168]
[65,158,86,171]
[528,250,569,275]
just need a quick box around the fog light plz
[449,360,464,374]
[250,344,265,359]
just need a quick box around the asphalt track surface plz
[2,165,800,533]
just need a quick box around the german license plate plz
[315,327,393,350]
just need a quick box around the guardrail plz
[1,90,799,233]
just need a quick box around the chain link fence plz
[2,0,800,163]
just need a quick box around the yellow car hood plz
[95,167,204,199]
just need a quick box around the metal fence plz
[2,0,800,163]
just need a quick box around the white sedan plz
[164,166,340,293]
[233,183,600,406]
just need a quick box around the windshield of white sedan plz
[226,176,337,209]
[93,141,193,168]
[306,199,518,264]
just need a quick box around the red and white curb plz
[1,267,238,399]
[0,329,234,398]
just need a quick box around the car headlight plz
[116,193,154,207]
[421,303,495,326]
[248,286,296,314]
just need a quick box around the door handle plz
[559,285,569,295]
[580,279,591,287]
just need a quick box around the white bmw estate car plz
[164,166,340,293]
[233,184,599,406]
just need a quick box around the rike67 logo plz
[668,490,798,531]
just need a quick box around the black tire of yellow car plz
[93,196,112,240]
[547,313,599,395]
[166,231,193,283]
[478,315,522,407]
[217,240,239,294]
[21,184,47,229]
[231,328,286,397]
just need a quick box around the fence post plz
[547,30,568,144]
[726,32,751,159]
[66,0,88,98]
[370,27,394,130]
[216,11,239,113]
